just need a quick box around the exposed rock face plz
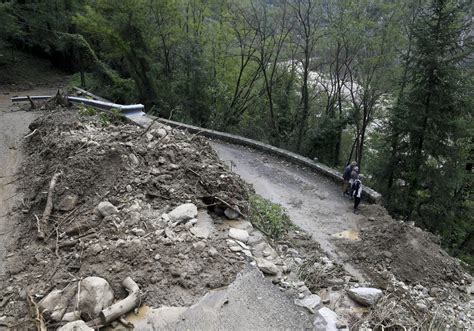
[78,277,115,319]
[57,320,93,331]
[168,203,198,223]
[97,201,118,217]
[228,228,249,243]
[347,287,383,306]
[255,258,279,275]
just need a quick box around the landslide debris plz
[1,106,251,327]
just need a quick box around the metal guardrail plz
[11,95,145,115]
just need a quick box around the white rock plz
[58,320,93,331]
[294,294,321,314]
[78,277,114,319]
[39,289,72,321]
[97,201,118,217]
[156,128,167,138]
[168,203,198,223]
[208,247,218,257]
[313,307,338,331]
[228,228,249,243]
[224,207,240,220]
[229,245,242,252]
[62,311,81,322]
[193,241,206,250]
[347,287,383,306]
[255,258,279,275]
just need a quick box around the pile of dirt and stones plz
[334,204,473,330]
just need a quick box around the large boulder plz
[168,203,198,223]
[58,320,93,331]
[228,228,249,243]
[347,287,383,306]
[97,201,118,217]
[78,277,114,319]
[255,258,279,275]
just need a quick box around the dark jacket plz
[343,165,352,181]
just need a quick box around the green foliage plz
[78,105,97,116]
[249,194,293,239]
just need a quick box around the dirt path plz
[212,141,367,279]
[0,87,59,276]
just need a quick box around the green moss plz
[249,194,293,239]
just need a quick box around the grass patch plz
[249,194,293,239]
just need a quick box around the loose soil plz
[1,106,252,328]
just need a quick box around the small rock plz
[193,241,206,250]
[248,231,265,245]
[126,185,133,192]
[156,128,167,138]
[62,311,81,322]
[242,249,252,257]
[78,277,114,319]
[228,228,249,243]
[294,294,321,314]
[131,228,146,236]
[97,201,118,217]
[298,293,305,299]
[154,254,161,260]
[229,245,242,252]
[255,258,279,275]
[314,307,338,331]
[347,287,383,306]
[208,247,218,257]
[224,207,240,220]
[168,203,198,223]
[383,251,393,259]
[56,194,79,211]
[58,320,93,331]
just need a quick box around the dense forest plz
[0,0,472,269]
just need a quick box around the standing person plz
[349,166,359,198]
[352,174,363,214]
[342,161,357,196]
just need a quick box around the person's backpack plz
[351,180,361,196]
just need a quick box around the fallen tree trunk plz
[99,277,140,324]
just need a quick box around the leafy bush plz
[249,194,293,239]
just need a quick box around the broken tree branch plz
[99,277,140,324]
[27,96,36,110]
[39,171,62,239]
[24,129,38,139]
[26,293,46,331]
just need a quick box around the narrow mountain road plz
[212,141,367,279]
[0,87,58,276]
